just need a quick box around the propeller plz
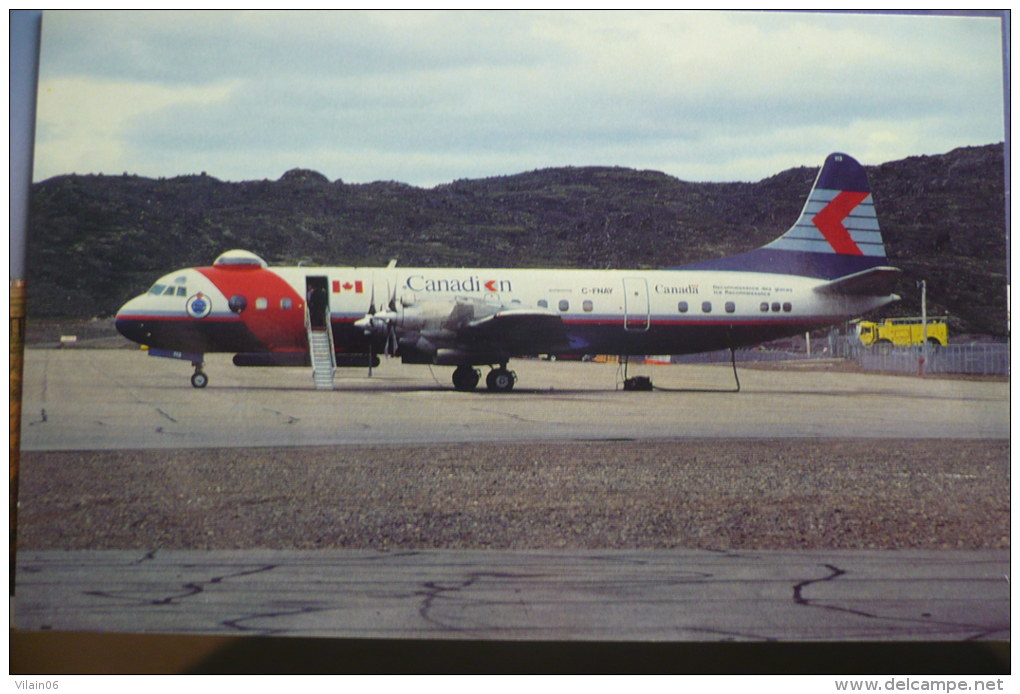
[383,279,399,356]
[353,274,402,375]
[366,283,377,376]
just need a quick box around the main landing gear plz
[485,367,515,392]
[452,364,516,392]
[452,365,480,391]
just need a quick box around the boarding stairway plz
[306,311,336,391]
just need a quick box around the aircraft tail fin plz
[678,153,892,280]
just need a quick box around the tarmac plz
[14,548,1009,642]
[12,349,1011,672]
[18,349,1010,450]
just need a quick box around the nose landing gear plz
[146,348,209,388]
[190,365,209,388]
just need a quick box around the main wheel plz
[452,365,480,391]
[486,368,516,392]
[190,371,209,388]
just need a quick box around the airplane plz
[114,152,901,391]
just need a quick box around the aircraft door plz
[305,276,330,330]
[623,277,650,331]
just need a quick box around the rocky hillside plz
[26,144,1007,336]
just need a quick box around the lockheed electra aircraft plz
[115,153,901,391]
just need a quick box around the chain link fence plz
[842,339,1009,376]
[672,335,1010,376]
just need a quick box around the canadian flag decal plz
[333,280,364,293]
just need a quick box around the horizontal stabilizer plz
[813,266,901,296]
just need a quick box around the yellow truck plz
[855,316,949,350]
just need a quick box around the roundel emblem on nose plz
[186,292,212,319]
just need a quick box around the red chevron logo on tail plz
[812,191,868,255]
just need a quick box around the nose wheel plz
[143,348,209,388]
[190,364,208,388]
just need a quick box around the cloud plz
[35,77,238,177]
[33,10,1005,185]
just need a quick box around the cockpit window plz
[148,282,188,297]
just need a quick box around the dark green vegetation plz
[27,144,1007,335]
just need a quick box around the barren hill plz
[27,144,1007,336]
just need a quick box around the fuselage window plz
[701,301,712,313]
[582,300,593,312]
[558,299,569,312]
[537,299,548,309]
[281,298,292,310]
[256,297,268,310]
[782,302,792,312]
[725,301,735,313]
[760,302,769,312]
[771,302,781,312]
[678,301,688,313]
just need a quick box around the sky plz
[31,10,1006,187]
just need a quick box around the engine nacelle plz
[361,297,509,364]
[395,300,461,332]
[397,335,435,364]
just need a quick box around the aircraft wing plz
[813,266,901,296]
[461,308,570,353]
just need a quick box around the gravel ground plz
[15,438,1009,551]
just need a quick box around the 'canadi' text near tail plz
[115,153,901,391]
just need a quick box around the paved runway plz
[19,349,1009,450]
[15,549,1009,641]
[13,349,1010,650]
